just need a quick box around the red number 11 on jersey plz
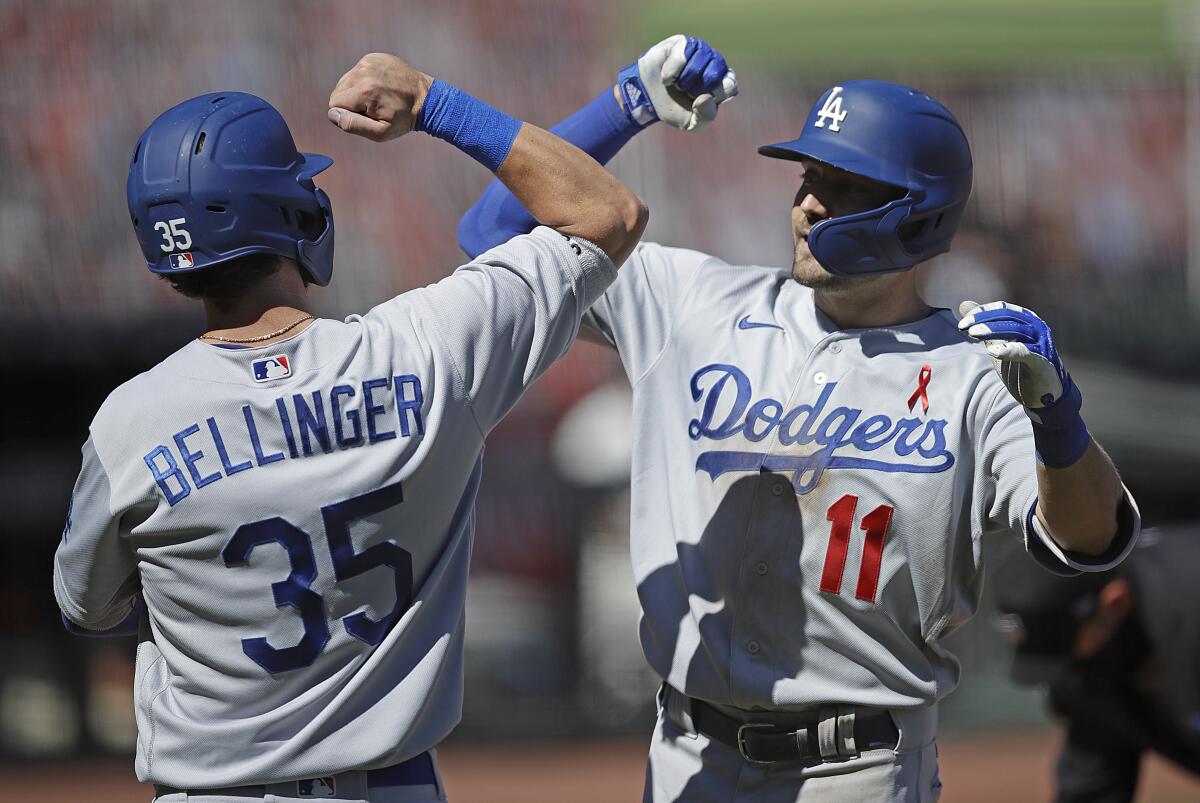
[820,494,895,603]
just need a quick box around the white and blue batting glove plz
[617,34,738,131]
[958,300,1090,467]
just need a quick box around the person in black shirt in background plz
[994,527,1200,802]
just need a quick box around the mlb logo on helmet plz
[252,355,291,382]
[297,776,336,798]
[168,252,194,269]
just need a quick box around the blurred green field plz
[628,0,1187,73]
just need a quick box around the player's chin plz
[791,250,851,291]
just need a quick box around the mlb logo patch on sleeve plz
[252,355,291,382]
[297,776,336,797]
[168,252,194,269]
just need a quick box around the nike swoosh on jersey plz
[736,314,784,331]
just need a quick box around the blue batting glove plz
[675,38,730,98]
[958,300,1090,467]
[617,34,738,131]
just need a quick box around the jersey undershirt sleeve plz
[416,226,617,433]
[581,241,714,384]
[457,89,639,258]
[53,437,139,630]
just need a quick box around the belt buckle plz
[736,722,776,765]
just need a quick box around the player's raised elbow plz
[556,183,646,266]
[602,190,648,267]
[622,191,650,247]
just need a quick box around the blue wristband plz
[415,79,522,172]
[1030,382,1090,468]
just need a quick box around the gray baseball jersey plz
[52,227,616,788]
[585,241,1139,712]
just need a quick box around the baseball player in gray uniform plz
[52,52,646,802]
[458,35,1141,802]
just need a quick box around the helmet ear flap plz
[297,188,335,286]
[808,198,919,276]
[896,203,963,263]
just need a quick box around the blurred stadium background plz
[2,0,1199,800]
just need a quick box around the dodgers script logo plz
[688,364,954,494]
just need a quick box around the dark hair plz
[161,252,288,311]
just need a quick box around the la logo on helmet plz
[814,86,847,132]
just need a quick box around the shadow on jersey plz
[637,471,811,800]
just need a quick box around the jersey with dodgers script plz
[584,241,1140,712]
[52,227,616,788]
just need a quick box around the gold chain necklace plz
[200,315,315,344]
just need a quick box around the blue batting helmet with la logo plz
[759,80,973,277]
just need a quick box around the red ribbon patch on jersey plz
[907,364,932,413]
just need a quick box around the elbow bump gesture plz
[618,34,738,132]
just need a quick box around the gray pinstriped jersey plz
[585,241,1139,712]
[52,227,616,788]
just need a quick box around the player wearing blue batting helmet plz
[456,37,1138,803]
[758,80,973,278]
[60,51,651,800]
[127,92,335,288]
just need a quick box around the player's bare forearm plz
[1034,439,1123,556]
[496,124,647,265]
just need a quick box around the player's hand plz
[328,53,433,142]
[617,34,738,131]
[957,300,1082,424]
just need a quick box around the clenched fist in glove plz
[958,300,1091,468]
[617,34,738,131]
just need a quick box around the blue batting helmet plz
[127,92,335,286]
[758,80,972,277]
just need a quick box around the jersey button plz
[755,562,769,576]
[829,343,843,354]
[813,371,827,384]
[771,483,785,496]
[747,640,761,655]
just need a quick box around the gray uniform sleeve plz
[972,379,1140,575]
[419,226,617,433]
[971,380,1040,541]
[52,438,139,630]
[582,241,716,384]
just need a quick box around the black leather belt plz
[688,695,899,765]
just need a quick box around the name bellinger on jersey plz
[144,372,426,506]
